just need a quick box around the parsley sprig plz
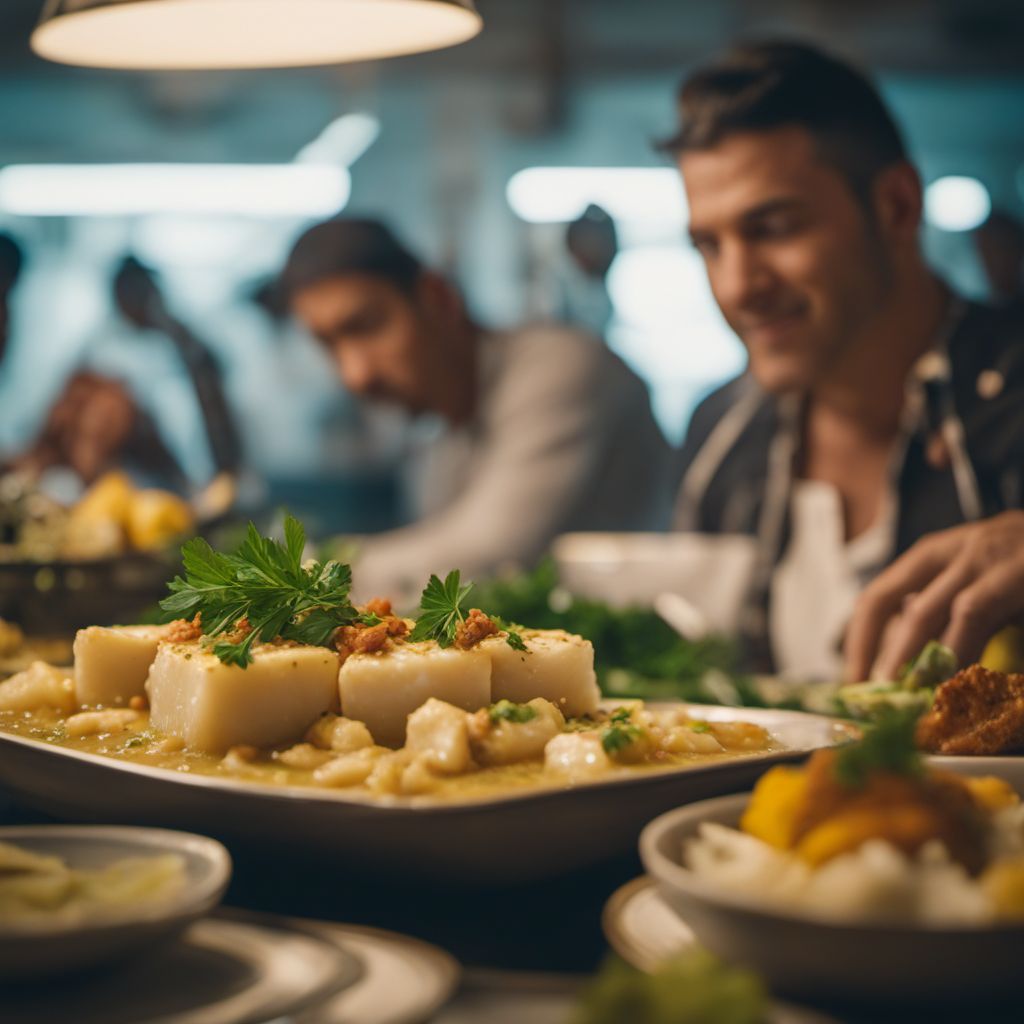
[160,515,364,668]
[408,569,527,651]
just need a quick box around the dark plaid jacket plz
[671,300,1024,670]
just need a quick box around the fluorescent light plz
[32,0,482,71]
[296,113,381,167]
[0,164,350,217]
[924,176,991,232]
[506,167,687,228]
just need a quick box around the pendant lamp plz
[31,0,482,70]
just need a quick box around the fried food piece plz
[916,665,1024,755]
[787,750,988,873]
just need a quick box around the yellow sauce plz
[0,708,779,803]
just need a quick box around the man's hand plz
[844,510,1024,682]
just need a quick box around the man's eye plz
[691,236,718,258]
[752,215,800,239]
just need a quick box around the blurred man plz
[281,217,672,601]
[663,42,1024,677]
[974,209,1024,308]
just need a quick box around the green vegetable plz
[408,570,530,652]
[473,561,745,704]
[833,707,923,788]
[572,953,767,1024]
[488,700,537,725]
[160,514,360,668]
[691,721,712,733]
[899,641,958,691]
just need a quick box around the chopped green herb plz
[124,736,146,749]
[602,722,642,755]
[609,706,633,725]
[357,612,384,627]
[690,721,711,734]
[834,707,923,788]
[161,514,360,668]
[488,700,538,725]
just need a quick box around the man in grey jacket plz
[281,217,672,602]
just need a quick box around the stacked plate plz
[0,825,459,1024]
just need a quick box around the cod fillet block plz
[147,643,340,753]
[338,641,491,748]
[74,625,170,709]
[483,630,600,717]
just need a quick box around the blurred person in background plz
[15,256,241,494]
[561,203,619,336]
[281,216,672,602]
[973,209,1024,309]
[0,232,23,369]
[661,41,1024,679]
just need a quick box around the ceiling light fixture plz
[0,164,351,217]
[31,0,482,70]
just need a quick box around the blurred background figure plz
[0,232,24,368]
[973,209,1024,308]
[99,256,242,480]
[282,216,672,601]
[559,203,618,336]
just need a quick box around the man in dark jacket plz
[663,42,1024,677]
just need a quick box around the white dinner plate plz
[2,912,362,1024]
[602,876,839,1024]
[0,704,855,883]
[293,919,461,1024]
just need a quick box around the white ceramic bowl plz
[0,825,231,979]
[552,531,757,630]
[640,794,1024,1004]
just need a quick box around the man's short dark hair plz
[281,217,422,299]
[660,41,908,202]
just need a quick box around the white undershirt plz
[770,480,895,680]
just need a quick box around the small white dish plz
[2,911,361,1024]
[0,824,231,979]
[640,794,1024,1004]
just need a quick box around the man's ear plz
[414,270,462,321]
[871,160,923,244]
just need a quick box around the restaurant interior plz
[1,1,1024,1021]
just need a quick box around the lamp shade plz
[31,0,483,70]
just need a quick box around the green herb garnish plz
[601,721,642,755]
[833,707,922,788]
[160,514,360,668]
[690,721,711,733]
[357,612,384,627]
[488,700,538,725]
[409,570,529,652]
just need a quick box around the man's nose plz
[334,344,374,395]
[714,240,775,312]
